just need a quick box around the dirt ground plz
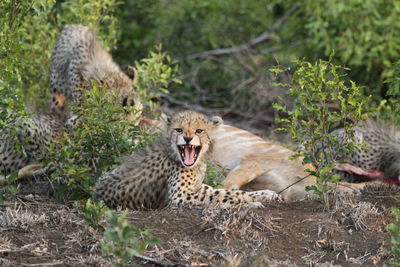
[0,182,399,267]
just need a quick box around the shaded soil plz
[0,184,399,266]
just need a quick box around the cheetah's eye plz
[175,128,183,133]
[122,97,128,107]
[195,129,204,134]
[122,97,129,113]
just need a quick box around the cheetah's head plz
[164,111,223,168]
[121,91,143,123]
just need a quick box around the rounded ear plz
[160,113,172,129]
[127,66,138,85]
[210,116,223,126]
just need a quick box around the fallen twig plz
[134,254,189,267]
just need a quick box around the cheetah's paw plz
[250,189,282,201]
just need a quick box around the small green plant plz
[135,44,182,112]
[77,199,109,229]
[204,162,225,187]
[101,210,160,267]
[272,57,369,203]
[388,199,400,266]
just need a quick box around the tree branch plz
[186,5,299,60]
[160,93,275,124]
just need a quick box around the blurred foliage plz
[114,0,400,116]
[272,58,369,203]
[115,0,288,60]
[114,0,299,114]
[304,0,400,96]
[379,61,400,125]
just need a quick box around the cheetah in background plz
[93,110,279,209]
[1,24,144,178]
[313,119,400,184]
[50,24,142,119]
[0,113,69,177]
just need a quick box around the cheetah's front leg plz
[167,168,279,208]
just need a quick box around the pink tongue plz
[184,146,196,166]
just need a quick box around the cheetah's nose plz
[184,137,193,144]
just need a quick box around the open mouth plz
[177,145,201,167]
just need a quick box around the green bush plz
[376,61,400,125]
[113,0,400,114]
[134,45,182,112]
[114,0,294,114]
[272,57,369,203]
[101,210,160,267]
[77,198,109,229]
[304,0,400,94]
[115,0,285,61]
[388,203,400,266]
[44,82,146,199]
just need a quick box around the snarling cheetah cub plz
[93,111,278,209]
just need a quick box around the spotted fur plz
[93,111,278,209]
[0,114,68,176]
[301,119,400,181]
[50,24,142,118]
[335,120,400,180]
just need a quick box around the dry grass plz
[0,183,398,266]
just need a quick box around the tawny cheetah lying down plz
[212,124,371,201]
[93,111,279,209]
